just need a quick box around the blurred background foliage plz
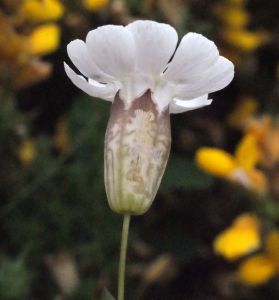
[1,0,279,299]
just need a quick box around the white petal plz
[163,33,219,84]
[86,25,136,78]
[119,74,153,104]
[169,94,212,114]
[126,20,178,76]
[175,56,234,99]
[197,57,234,92]
[67,40,113,82]
[64,63,115,101]
[153,81,176,112]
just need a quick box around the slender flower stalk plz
[118,214,130,300]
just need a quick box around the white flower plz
[64,20,234,114]
[64,20,234,215]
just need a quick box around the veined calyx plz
[104,89,171,215]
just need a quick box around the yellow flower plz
[196,148,237,177]
[214,213,279,286]
[82,0,109,11]
[20,0,64,23]
[196,133,266,193]
[213,213,261,261]
[237,230,279,285]
[222,28,271,52]
[229,134,266,193]
[245,116,279,168]
[0,1,60,90]
[29,24,60,55]
[235,134,259,170]
[19,139,36,164]
[215,5,249,28]
[236,168,267,193]
[238,254,276,285]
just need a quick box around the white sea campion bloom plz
[64,20,234,215]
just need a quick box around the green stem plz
[118,213,131,300]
